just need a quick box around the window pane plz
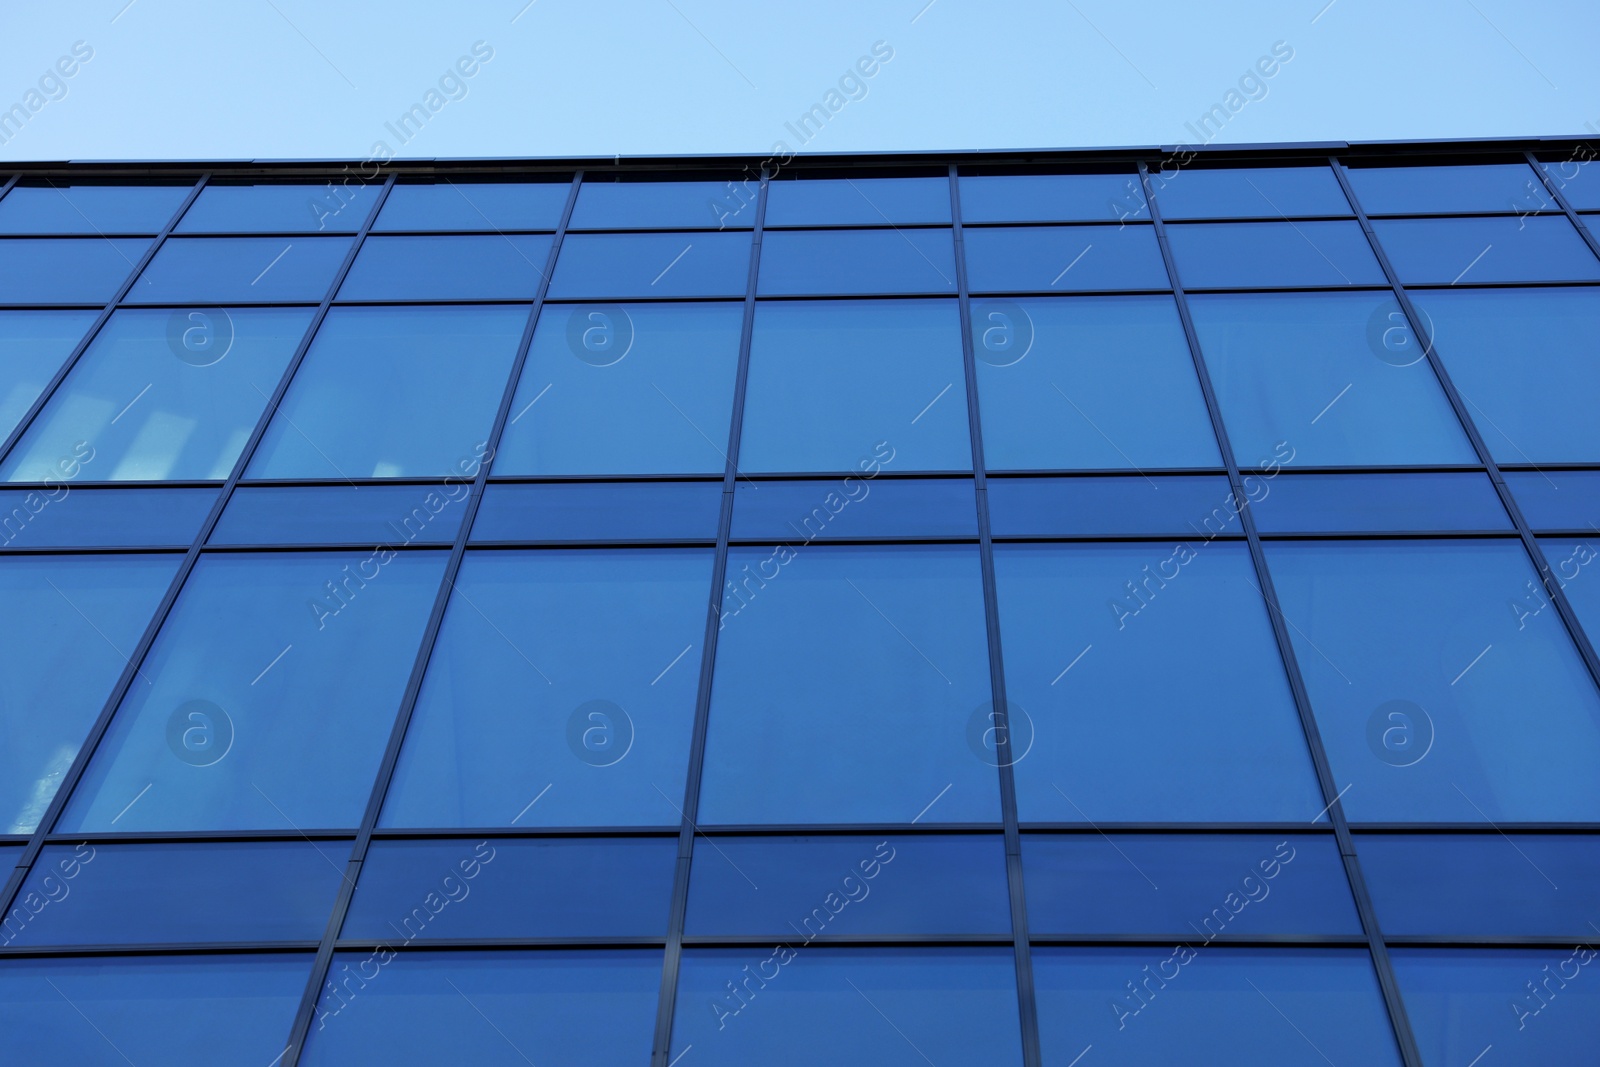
[973,296,1221,470]
[766,176,950,226]
[0,554,178,833]
[1024,834,1360,936]
[759,229,956,295]
[1251,473,1509,532]
[1411,288,1600,463]
[343,838,676,939]
[1346,162,1542,214]
[571,177,750,229]
[1546,535,1600,650]
[338,235,552,300]
[1265,540,1600,821]
[996,543,1323,822]
[685,834,1010,936]
[963,224,1168,291]
[1187,291,1476,465]
[212,485,467,545]
[127,236,353,302]
[1165,221,1385,287]
[58,550,448,832]
[4,841,344,945]
[1541,157,1600,210]
[374,180,569,231]
[1374,216,1600,283]
[495,301,743,475]
[0,487,215,547]
[1035,948,1401,1066]
[248,305,523,479]
[300,950,660,1067]
[959,172,1142,223]
[1511,471,1600,529]
[741,300,970,473]
[471,481,722,542]
[673,948,1023,1066]
[0,183,191,234]
[0,954,309,1066]
[1,307,313,482]
[177,181,380,232]
[381,549,711,828]
[731,477,977,540]
[1155,166,1350,219]
[700,545,998,825]
[0,238,150,304]
[987,475,1234,536]
[0,309,97,440]
[549,232,751,298]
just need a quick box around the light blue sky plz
[1,0,1596,162]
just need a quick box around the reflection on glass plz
[0,309,97,441]
[127,237,353,303]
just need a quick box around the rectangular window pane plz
[1346,162,1542,214]
[1545,535,1600,651]
[549,232,751,298]
[1251,473,1509,532]
[0,309,97,440]
[0,238,150,304]
[0,487,216,547]
[374,180,569,231]
[0,183,191,234]
[127,236,353,303]
[471,481,722,542]
[758,229,956,295]
[1374,216,1600,283]
[1155,166,1351,219]
[212,484,468,545]
[1167,220,1385,288]
[338,235,552,300]
[963,224,1168,291]
[570,177,750,229]
[987,475,1234,537]
[1541,156,1600,210]
[177,181,380,232]
[959,171,1142,223]
[731,477,977,540]
[1510,471,1600,529]
[766,175,950,226]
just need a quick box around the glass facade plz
[0,144,1597,1066]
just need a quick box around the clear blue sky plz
[1,0,1596,162]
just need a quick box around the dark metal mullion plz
[1139,162,1425,1067]
[950,164,1044,1067]
[649,168,769,1067]
[1525,151,1600,261]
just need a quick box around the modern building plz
[0,138,1597,1065]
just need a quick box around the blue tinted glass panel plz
[1036,948,1401,1066]
[1155,166,1351,219]
[1266,540,1600,822]
[0,488,215,547]
[0,554,177,833]
[0,238,150,304]
[685,835,1009,936]
[549,232,750,298]
[1374,216,1600,283]
[1188,291,1475,465]
[973,296,1222,470]
[496,301,743,475]
[248,305,523,479]
[1411,288,1600,463]
[673,948,1023,1067]
[997,543,1323,822]
[1511,471,1600,529]
[1541,156,1600,209]
[0,309,96,439]
[1252,473,1509,532]
[759,229,956,295]
[343,838,675,939]
[5,841,344,945]
[1360,833,1600,936]
[300,950,660,1067]
[732,477,977,540]
[1347,162,1542,214]
[1166,221,1384,287]
[1024,834,1359,935]
[766,176,950,226]
[987,475,1234,536]
[127,236,353,302]
[1,308,311,482]
[213,485,467,545]
[700,545,998,825]
[1546,536,1600,650]
[177,182,380,232]
[381,549,710,828]
[59,550,448,832]
[959,172,1143,223]
[964,224,1168,291]
[338,235,552,300]
[0,183,190,234]
[0,954,309,1066]
[571,178,751,229]
[741,300,970,473]
[1394,949,1600,1064]
[472,481,721,542]
[374,180,569,231]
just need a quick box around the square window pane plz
[997,543,1323,822]
[1155,166,1350,219]
[571,177,751,229]
[549,232,751,298]
[212,485,468,545]
[700,545,999,825]
[471,481,722,542]
[973,296,1221,470]
[495,301,743,475]
[177,181,381,232]
[731,477,978,540]
[964,224,1168,291]
[374,180,570,231]
[766,176,950,226]
[338,235,552,300]
[987,475,1234,536]
[1166,221,1385,287]
[58,550,448,832]
[248,305,524,479]
[1265,540,1600,822]
[1252,473,1509,532]
[1346,162,1542,214]
[0,238,151,304]
[1374,216,1600,283]
[0,309,97,440]
[741,300,970,473]
[127,236,353,303]
[759,229,956,295]
[0,183,191,234]
[0,487,216,547]
[1,308,313,482]
[381,549,712,828]
[959,172,1143,223]
[1511,472,1600,529]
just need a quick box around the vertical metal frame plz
[1525,149,1600,261]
